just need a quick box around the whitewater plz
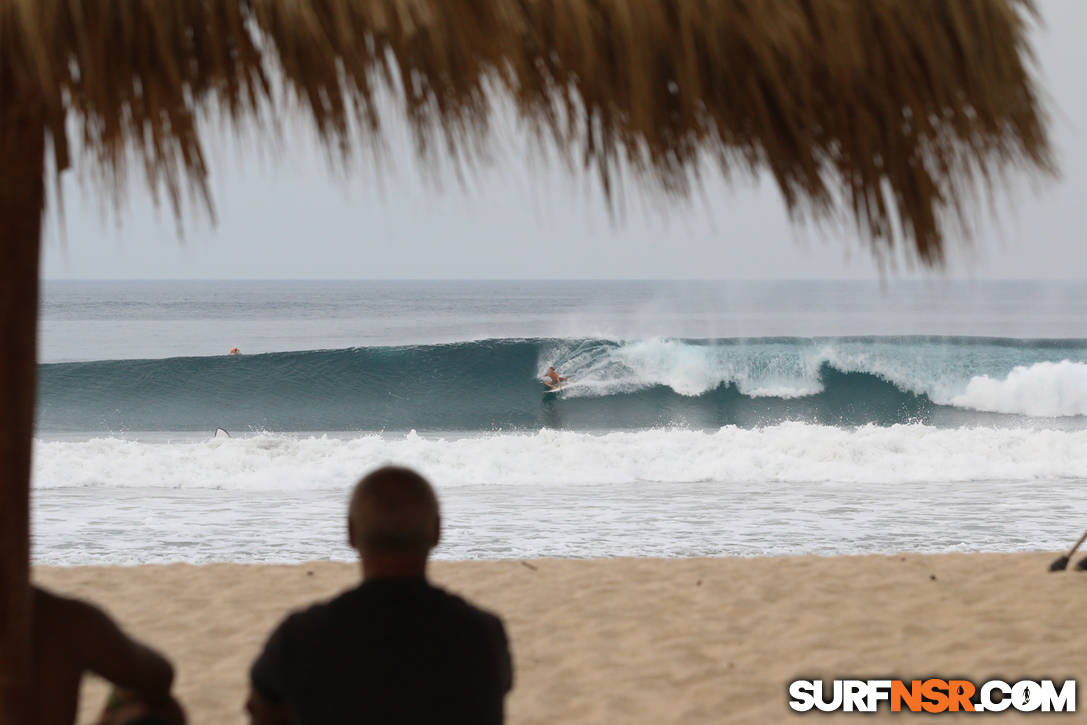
[33,425,1087,564]
[33,426,1087,490]
[33,280,1087,565]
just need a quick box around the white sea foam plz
[32,424,1087,491]
[949,361,1087,417]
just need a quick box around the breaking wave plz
[37,336,1087,432]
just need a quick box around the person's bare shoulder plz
[34,585,174,696]
[35,586,120,646]
[33,586,91,642]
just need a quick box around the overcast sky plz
[41,0,1087,281]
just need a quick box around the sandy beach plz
[34,552,1086,724]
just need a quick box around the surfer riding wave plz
[544,366,568,391]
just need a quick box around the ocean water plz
[33,280,1087,564]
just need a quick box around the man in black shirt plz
[247,466,513,724]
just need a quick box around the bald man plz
[247,466,513,724]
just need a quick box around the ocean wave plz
[32,424,1087,490]
[37,336,1087,431]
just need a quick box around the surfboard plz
[543,380,574,394]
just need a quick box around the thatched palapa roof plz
[3,0,1053,262]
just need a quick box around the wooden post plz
[0,104,45,724]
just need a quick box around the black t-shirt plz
[251,578,513,724]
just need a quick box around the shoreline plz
[36,552,1086,723]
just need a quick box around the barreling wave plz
[37,336,1087,432]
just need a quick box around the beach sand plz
[35,553,1086,723]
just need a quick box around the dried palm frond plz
[1,0,1052,262]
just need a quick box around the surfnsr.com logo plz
[788,679,1076,713]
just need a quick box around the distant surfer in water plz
[543,366,568,390]
[229,346,241,355]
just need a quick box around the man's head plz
[548,366,555,372]
[348,466,440,576]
